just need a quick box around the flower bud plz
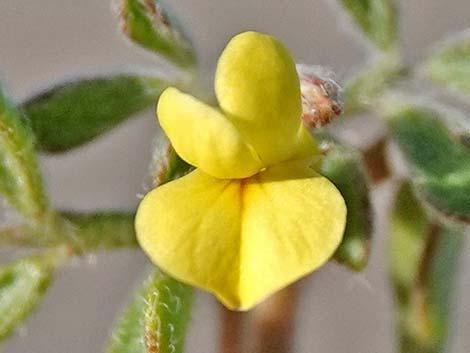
[297,64,343,129]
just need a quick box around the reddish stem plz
[219,305,245,353]
[252,283,300,353]
[363,137,391,184]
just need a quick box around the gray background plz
[1,0,470,352]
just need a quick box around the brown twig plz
[218,305,245,353]
[415,223,440,289]
[252,283,300,353]
[362,137,391,184]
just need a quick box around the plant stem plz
[362,136,391,184]
[218,305,245,353]
[415,224,440,289]
[0,211,138,253]
[0,224,30,246]
[252,283,299,353]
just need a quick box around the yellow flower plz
[136,31,346,310]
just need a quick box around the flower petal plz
[215,31,314,165]
[136,161,346,310]
[239,159,346,309]
[136,169,244,308]
[157,87,263,179]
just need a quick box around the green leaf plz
[390,183,428,289]
[108,284,146,353]
[22,75,170,153]
[107,269,193,353]
[142,270,194,353]
[0,86,48,218]
[386,105,470,224]
[118,0,196,68]
[343,53,406,115]
[422,33,470,96]
[150,134,192,187]
[0,255,53,340]
[390,182,464,353]
[319,138,372,271]
[62,211,137,252]
[339,0,398,51]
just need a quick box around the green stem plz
[0,213,68,248]
[0,211,138,254]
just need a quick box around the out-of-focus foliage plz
[339,0,398,50]
[390,183,464,353]
[0,87,47,218]
[23,75,170,152]
[0,256,54,340]
[386,105,470,224]
[118,0,196,68]
[422,33,470,96]
[343,54,405,115]
[319,138,372,271]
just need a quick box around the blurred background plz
[0,0,469,352]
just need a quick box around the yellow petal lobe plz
[136,160,346,310]
[157,87,263,179]
[239,159,346,308]
[215,31,311,165]
[136,169,244,308]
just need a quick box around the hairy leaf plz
[118,0,196,68]
[150,134,192,187]
[107,269,193,353]
[0,256,53,340]
[142,270,193,353]
[108,286,146,353]
[387,105,470,224]
[320,138,372,271]
[390,182,464,353]
[0,86,48,218]
[422,33,470,96]
[339,0,398,50]
[22,75,170,152]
